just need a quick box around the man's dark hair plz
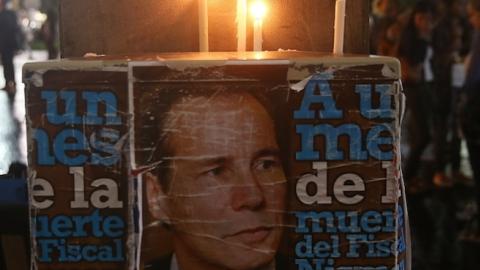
[136,83,290,192]
[403,0,436,36]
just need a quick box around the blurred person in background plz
[398,1,436,189]
[397,2,437,269]
[447,0,474,186]
[376,7,413,57]
[40,8,58,59]
[370,0,399,54]
[0,0,22,103]
[432,0,471,186]
[461,0,480,236]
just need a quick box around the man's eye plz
[205,166,225,176]
[255,159,279,171]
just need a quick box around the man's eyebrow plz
[199,157,228,166]
[168,155,228,166]
[252,148,281,160]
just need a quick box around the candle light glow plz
[251,0,267,52]
[250,1,267,21]
[254,52,264,60]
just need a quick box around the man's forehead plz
[170,92,263,113]
[164,93,277,155]
[167,93,272,128]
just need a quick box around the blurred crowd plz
[371,0,480,268]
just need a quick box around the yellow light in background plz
[250,0,267,21]
[254,52,264,59]
[250,0,267,51]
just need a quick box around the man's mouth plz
[226,226,273,245]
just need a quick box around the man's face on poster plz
[147,93,287,270]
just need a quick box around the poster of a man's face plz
[25,55,407,270]
[142,89,287,270]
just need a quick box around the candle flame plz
[250,1,267,21]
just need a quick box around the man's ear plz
[145,172,169,222]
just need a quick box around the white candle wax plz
[251,1,266,52]
[237,0,247,52]
[199,0,209,52]
[333,0,346,54]
[253,19,263,51]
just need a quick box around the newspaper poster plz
[25,52,408,270]
[130,53,408,270]
[25,67,134,269]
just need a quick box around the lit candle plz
[199,0,209,52]
[333,0,346,54]
[251,1,267,52]
[237,0,247,52]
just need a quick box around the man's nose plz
[231,170,265,211]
